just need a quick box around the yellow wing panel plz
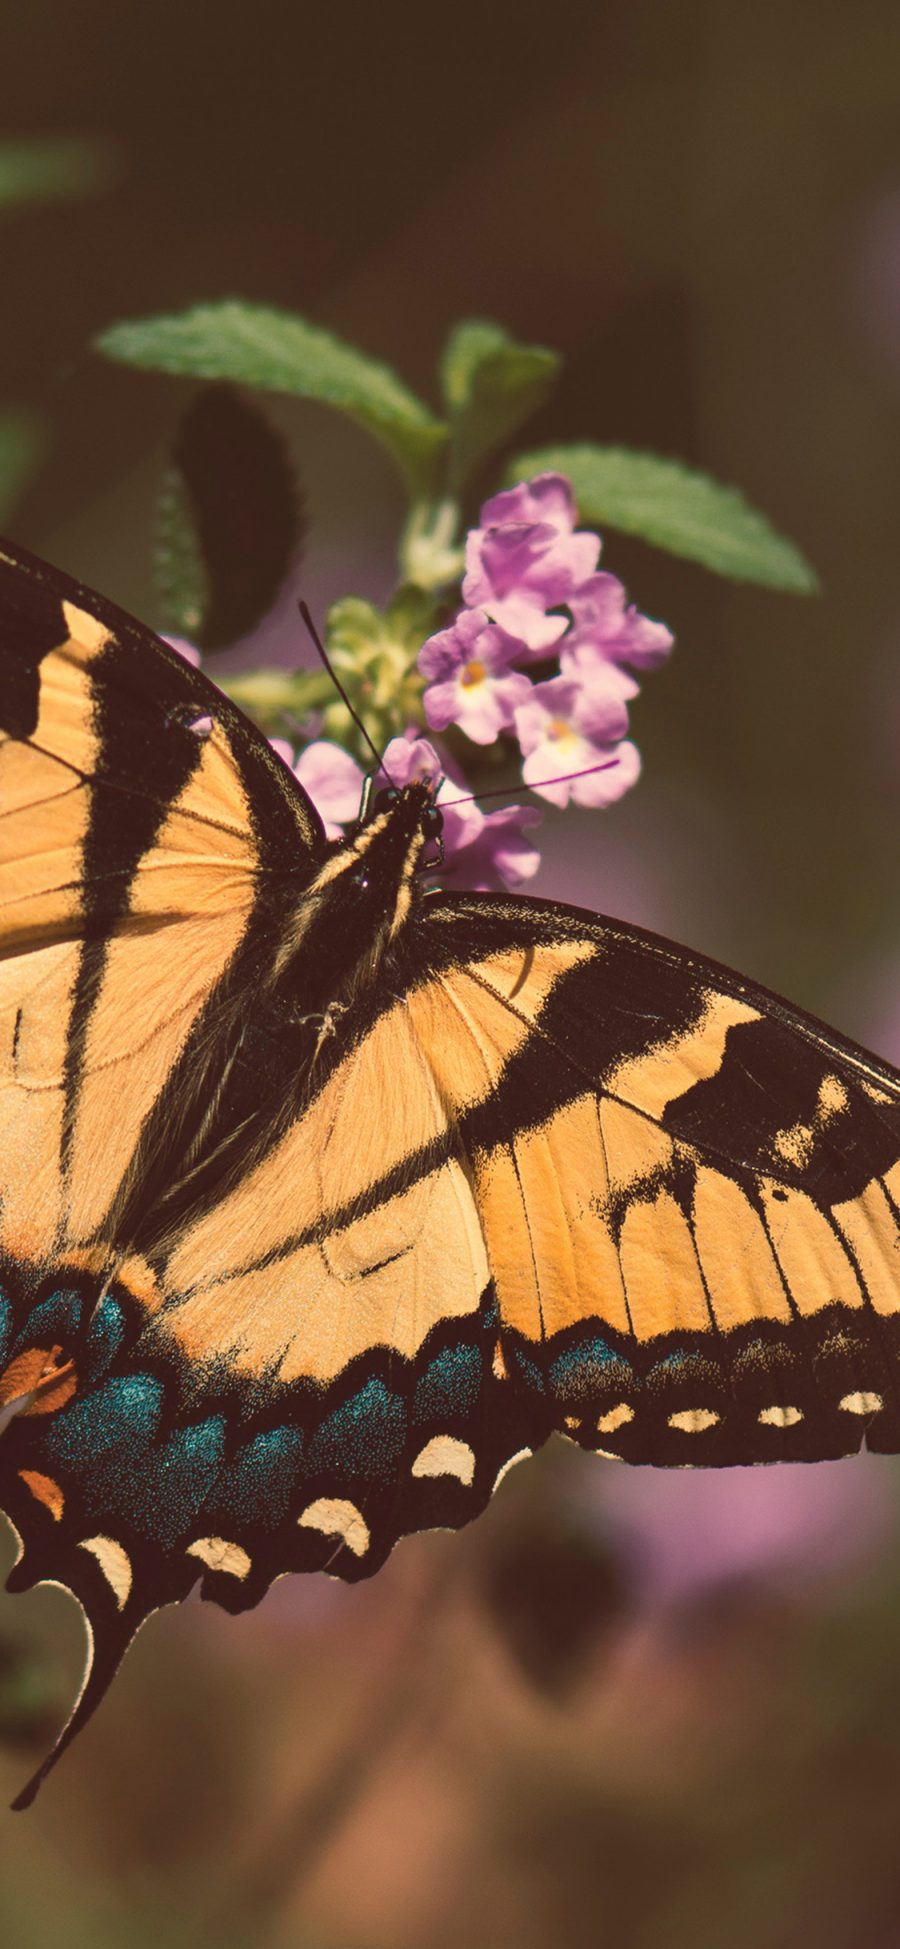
[0,544,303,1288]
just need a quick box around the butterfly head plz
[340,778,443,922]
[363,780,444,861]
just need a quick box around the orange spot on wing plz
[18,1469,64,1520]
[0,1344,77,1414]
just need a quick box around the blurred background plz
[2,2,900,1943]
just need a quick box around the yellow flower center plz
[549,717,574,742]
[460,659,487,687]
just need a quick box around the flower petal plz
[293,740,365,834]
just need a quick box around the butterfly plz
[0,533,898,1808]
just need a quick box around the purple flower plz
[418,608,533,745]
[292,739,365,839]
[514,675,638,808]
[440,801,542,892]
[463,472,600,653]
[561,570,674,681]
[557,649,641,719]
[377,732,444,792]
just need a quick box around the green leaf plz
[441,319,561,488]
[96,302,447,492]
[155,385,305,648]
[0,137,114,210]
[505,443,819,593]
[0,410,44,521]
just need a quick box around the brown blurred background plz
[2,3,900,1944]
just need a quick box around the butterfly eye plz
[167,704,215,740]
[371,787,398,817]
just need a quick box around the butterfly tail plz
[8,1592,150,1811]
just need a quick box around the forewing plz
[0,535,324,1264]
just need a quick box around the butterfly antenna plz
[439,758,619,809]
[297,601,388,781]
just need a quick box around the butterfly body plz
[0,534,898,1805]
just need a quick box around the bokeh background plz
[2,3,900,1944]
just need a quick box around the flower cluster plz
[187,473,672,892]
[419,473,672,817]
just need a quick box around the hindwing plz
[408,894,900,1466]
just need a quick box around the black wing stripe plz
[0,533,325,865]
[421,893,900,1100]
[62,641,211,1173]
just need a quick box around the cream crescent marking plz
[597,1403,634,1435]
[187,1536,252,1579]
[758,1405,804,1428]
[411,1435,476,1485]
[839,1391,883,1416]
[78,1535,132,1609]
[667,1408,720,1434]
[298,1497,370,1557]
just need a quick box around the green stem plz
[398,496,464,591]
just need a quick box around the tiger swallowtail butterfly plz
[0,535,897,1806]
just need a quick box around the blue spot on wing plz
[128,1417,226,1548]
[0,1293,11,1364]
[60,1408,228,1549]
[308,1378,405,1483]
[13,1289,82,1355]
[45,1374,164,1467]
[42,1377,226,1545]
[548,1335,632,1407]
[210,1425,304,1530]
[83,1296,125,1380]
[414,1343,482,1423]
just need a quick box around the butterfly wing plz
[4,533,899,1804]
[4,825,898,1801]
[45,881,899,1674]
[405,889,900,1466]
[0,535,326,1802]
[0,533,325,1254]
